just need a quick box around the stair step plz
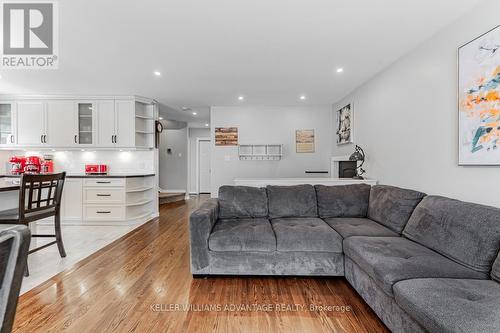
[159,192,185,204]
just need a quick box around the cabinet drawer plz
[84,206,125,220]
[84,178,125,187]
[84,188,125,204]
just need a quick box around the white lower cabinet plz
[61,179,83,221]
[61,176,156,224]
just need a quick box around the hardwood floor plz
[13,196,389,333]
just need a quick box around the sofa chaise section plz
[393,252,500,333]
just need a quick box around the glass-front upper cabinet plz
[77,102,95,145]
[0,103,16,146]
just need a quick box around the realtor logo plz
[1,1,58,69]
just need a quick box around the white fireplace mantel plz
[331,155,360,178]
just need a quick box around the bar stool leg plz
[54,213,66,258]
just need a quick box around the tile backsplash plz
[1,150,155,175]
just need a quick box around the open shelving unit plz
[134,101,156,148]
[238,144,283,161]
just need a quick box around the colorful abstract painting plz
[459,25,500,165]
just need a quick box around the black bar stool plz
[0,172,67,276]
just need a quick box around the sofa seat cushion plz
[218,186,268,218]
[368,185,426,233]
[209,218,276,252]
[315,184,371,218]
[343,236,487,296]
[394,278,500,333]
[403,195,500,273]
[492,252,500,282]
[267,185,318,218]
[271,218,342,252]
[324,217,398,239]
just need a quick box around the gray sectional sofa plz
[189,184,500,333]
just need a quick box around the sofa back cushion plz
[315,184,371,218]
[218,186,268,219]
[367,185,426,233]
[493,252,500,282]
[403,196,500,273]
[267,185,317,218]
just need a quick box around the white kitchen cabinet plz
[16,101,46,146]
[115,100,135,148]
[97,100,116,147]
[9,96,156,149]
[0,102,16,146]
[61,178,83,221]
[77,102,96,146]
[46,101,78,147]
[97,100,135,148]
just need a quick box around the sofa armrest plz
[189,198,219,273]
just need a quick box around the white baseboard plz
[159,189,186,193]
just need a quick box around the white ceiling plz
[0,0,483,124]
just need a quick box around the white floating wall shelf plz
[238,144,283,161]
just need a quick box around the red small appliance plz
[24,156,42,174]
[9,156,26,175]
[41,155,54,174]
[85,164,108,175]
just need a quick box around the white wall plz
[333,0,500,207]
[210,105,333,196]
[159,127,188,191]
[188,128,210,194]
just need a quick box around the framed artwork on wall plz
[458,25,500,165]
[215,127,238,146]
[336,103,353,145]
[296,129,315,153]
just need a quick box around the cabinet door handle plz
[111,135,115,143]
[10,135,14,144]
[41,135,44,144]
[96,211,111,214]
[96,194,111,197]
[74,135,78,144]
[44,135,47,143]
[96,181,111,184]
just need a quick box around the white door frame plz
[196,137,211,194]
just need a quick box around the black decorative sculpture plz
[349,145,366,179]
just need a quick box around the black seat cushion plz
[368,185,426,234]
[315,184,371,218]
[271,218,342,252]
[209,218,276,252]
[343,236,487,296]
[394,278,500,333]
[218,186,268,219]
[403,196,500,273]
[267,185,318,218]
[323,217,398,239]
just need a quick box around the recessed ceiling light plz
[158,116,163,120]
[205,123,209,127]
[238,96,244,101]
[336,68,344,73]
[300,95,307,100]
[154,71,161,76]
[192,112,197,115]
[182,107,191,111]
